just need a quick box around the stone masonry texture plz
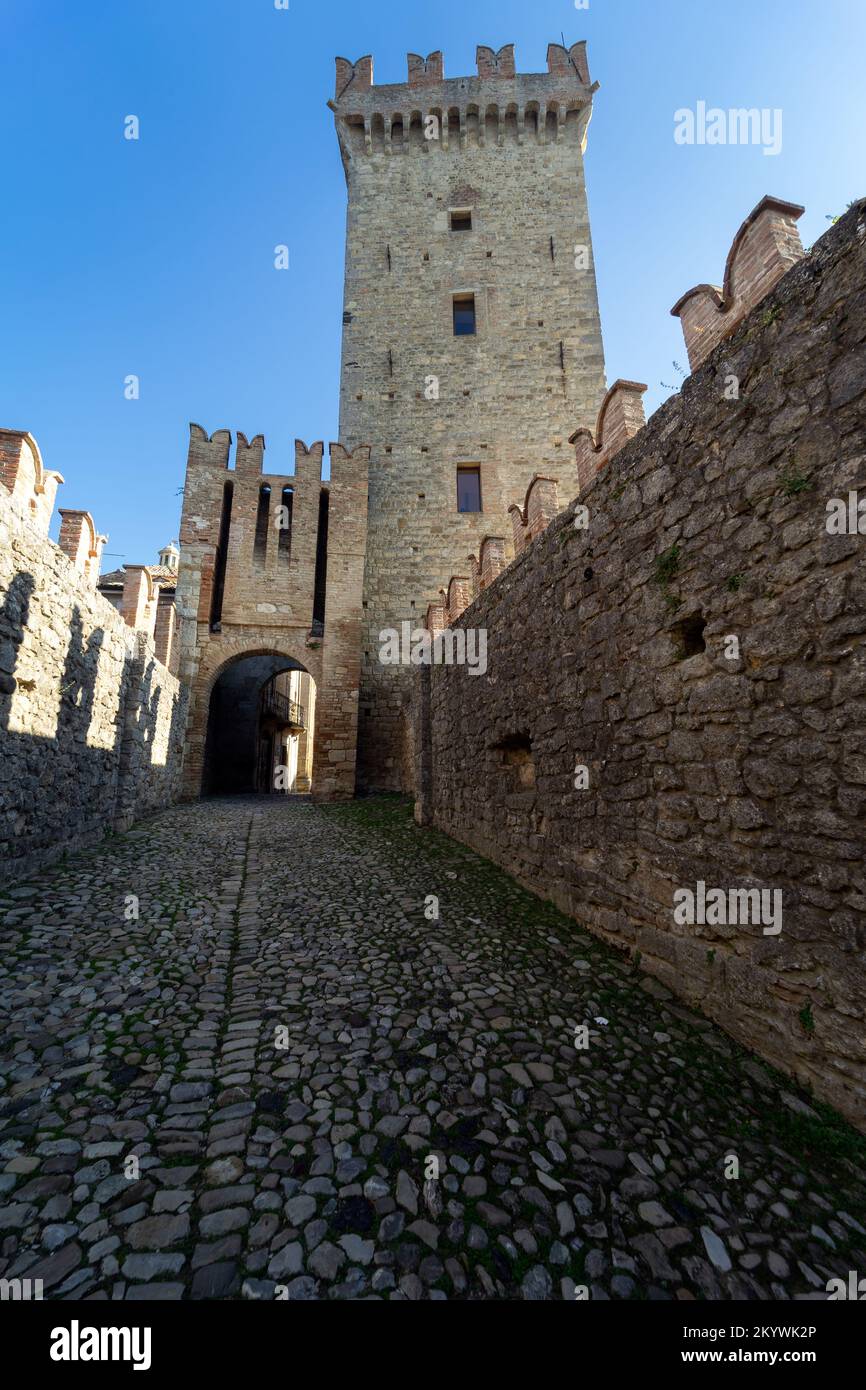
[0,484,188,884]
[0,795,864,1301]
[414,202,866,1132]
[334,44,607,792]
[3,32,866,1310]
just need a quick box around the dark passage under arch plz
[202,653,313,795]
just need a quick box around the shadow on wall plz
[0,568,187,881]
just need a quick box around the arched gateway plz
[201,650,316,796]
[174,427,369,801]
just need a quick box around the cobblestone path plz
[1,795,864,1301]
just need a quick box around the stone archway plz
[201,652,315,796]
[182,635,323,799]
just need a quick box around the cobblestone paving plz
[1,795,864,1301]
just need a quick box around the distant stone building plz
[98,541,180,674]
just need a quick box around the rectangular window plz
[457,466,482,513]
[453,293,476,335]
[450,209,472,232]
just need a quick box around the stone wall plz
[0,486,188,882]
[415,201,866,1129]
[333,42,608,792]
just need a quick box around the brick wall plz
[0,430,64,536]
[414,202,866,1129]
[175,427,368,801]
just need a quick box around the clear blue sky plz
[1,0,862,566]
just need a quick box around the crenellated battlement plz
[187,423,232,474]
[671,196,806,371]
[407,51,444,88]
[0,429,115,591]
[546,42,590,83]
[119,564,158,638]
[475,45,515,80]
[58,509,108,586]
[181,426,335,630]
[569,380,648,493]
[0,424,186,684]
[425,600,446,636]
[437,575,473,628]
[467,535,508,599]
[0,429,188,877]
[0,420,189,693]
[184,425,368,486]
[331,40,596,170]
[508,475,561,557]
[334,41,592,97]
[0,429,64,536]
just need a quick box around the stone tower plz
[332,41,607,792]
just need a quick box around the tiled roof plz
[98,565,178,589]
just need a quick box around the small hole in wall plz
[385,447,392,454]
[418,493,425,499]
[673,613,707,657]
[489,732,535,789]
[584,567,594,580]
